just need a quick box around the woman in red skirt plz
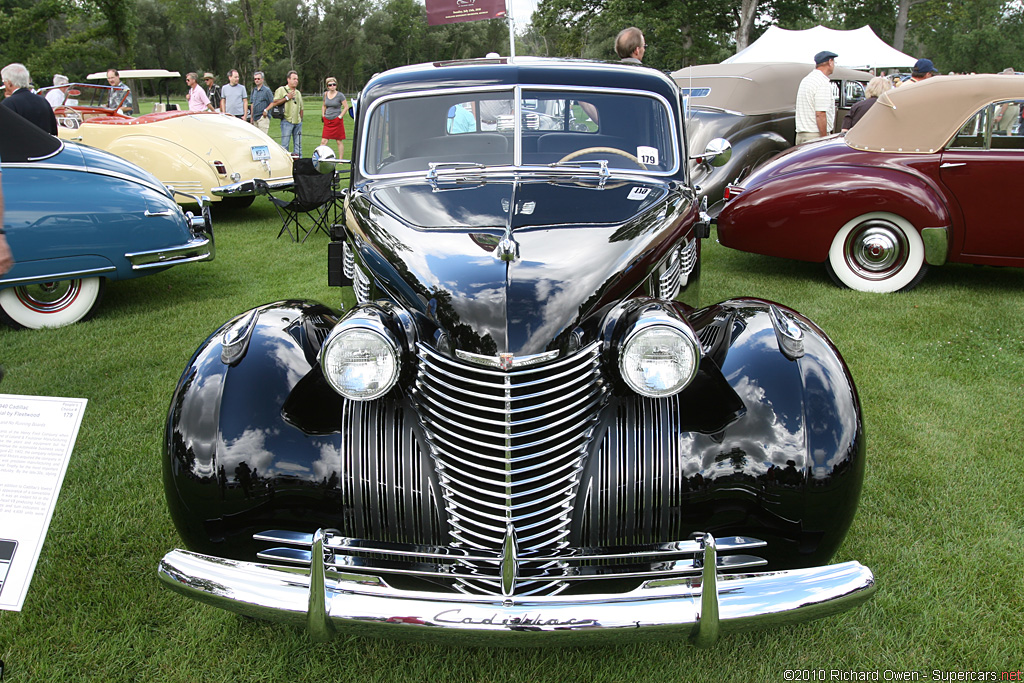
[320,77,349,155]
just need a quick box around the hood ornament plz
[456,348,560,370]
[493,233,518,262]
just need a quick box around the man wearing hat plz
[909,58,938,83]
[795,50,838,144]
[204,72,223,113]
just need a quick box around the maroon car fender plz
[718,165,952,263]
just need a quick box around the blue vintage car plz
[0,106,213,329]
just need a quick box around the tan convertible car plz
[43,82,293,208]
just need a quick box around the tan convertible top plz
[671,62,873,115]
[845,74,1024,153]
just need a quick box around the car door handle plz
[145,209,175,217]
[939,162,966,168]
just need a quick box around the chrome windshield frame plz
[359,84,681,180]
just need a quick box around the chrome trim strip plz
[0,265,116,287]
[159,548,876,644]
[252,530,768,562]
[125,235,213,270]
[456,348,560,369]
[3,162,169,197]
[255,548,767,582]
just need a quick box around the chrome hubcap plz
[844,221,908,280]
[15,281,81,313]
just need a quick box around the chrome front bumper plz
[158,533,875,646]
[212,176,293,197]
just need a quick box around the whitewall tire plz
[0,277,105,329]
[826,212,928,293]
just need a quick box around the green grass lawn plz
[1,201,1023,680]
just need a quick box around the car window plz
[949,101,1024,150]
[365,92,515,174]
[949,107,989,149]
[520,89,673,171]
[842,81,866,107]
[363,88,675,175]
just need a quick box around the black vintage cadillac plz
[159,57,875,645]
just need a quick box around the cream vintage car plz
[43,82,293,208]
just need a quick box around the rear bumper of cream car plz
[158,533,875,646]
[212,176,293,197]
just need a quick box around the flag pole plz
[506,0,516,59]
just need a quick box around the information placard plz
[0,394,86,611]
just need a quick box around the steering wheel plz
[557,146,647,170]
[59,107,83,129]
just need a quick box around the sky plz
[506,0,539,24]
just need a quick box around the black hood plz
[348,176,687,356]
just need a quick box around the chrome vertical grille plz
[659,239,697,300]
[353,263,372,304]
[338,399,442,544]
[410,342,607,595]
[343,241,356,281]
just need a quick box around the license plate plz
[251,145,270,161]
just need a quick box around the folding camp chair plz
[257,158,335,242]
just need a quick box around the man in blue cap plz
[795,50,838,144]
[910,58,938,83]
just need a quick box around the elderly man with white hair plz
[45,73,69,109]
[1,63,57,134]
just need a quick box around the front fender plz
[579,298,865,568]
[164,300,344,558]
[718,166,951,262]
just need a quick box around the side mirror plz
[691,138,732,168]
[312,145,342,174]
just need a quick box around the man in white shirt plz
[795,50,837,144]
[45,74,68,109]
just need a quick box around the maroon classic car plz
[717,74,1024,292]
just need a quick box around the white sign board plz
[0,394,87,611]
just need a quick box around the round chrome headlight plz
[320,326,400,400]
[618,322,700,398]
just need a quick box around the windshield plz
[39,83,127,110]
[362,87,676,176]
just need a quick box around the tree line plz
[2,0,1024,99]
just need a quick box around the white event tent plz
[723,25,916,71]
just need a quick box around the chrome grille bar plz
[255,548,767,582]
[410,341,607,595]
[255,530,769,583]
[253,530,767,562]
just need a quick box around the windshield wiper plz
[426,161,485,180]
[546,159,611,187]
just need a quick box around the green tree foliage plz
[0,0,133,82]
[232,0,284,74]
[6,0,1024,99]
[911,0,1024,73]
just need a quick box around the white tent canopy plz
[723,25,915,71]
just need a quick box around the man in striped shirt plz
[795,51,837,144]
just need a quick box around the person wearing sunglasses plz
[320,78,349,156]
